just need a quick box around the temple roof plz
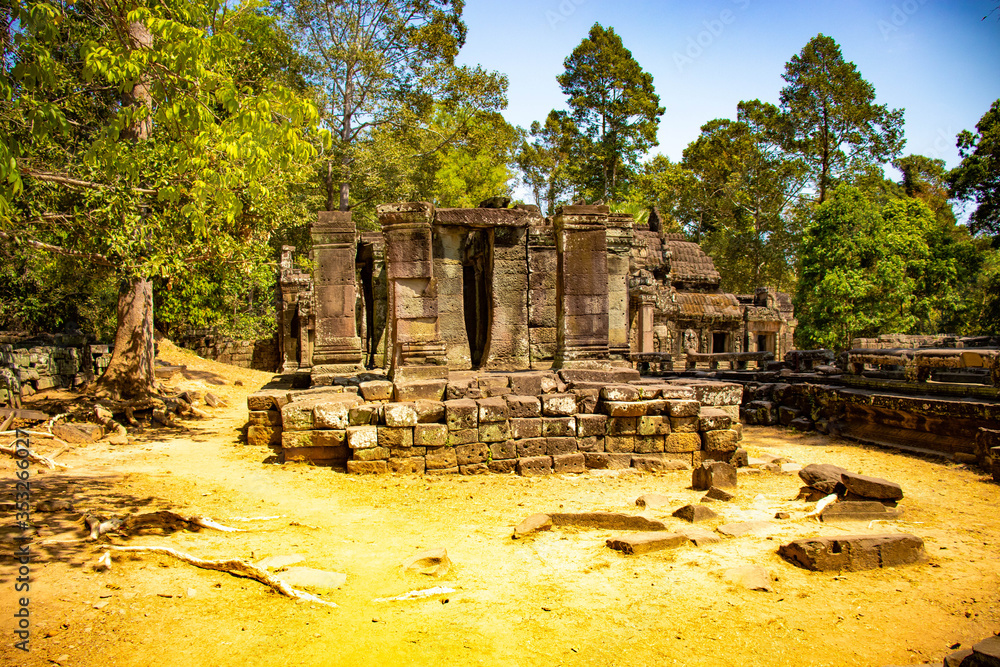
[661,234,721,286]
[673,291,742,320]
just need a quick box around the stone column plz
[635,292,656,354]
[552,205,611,369]
[310,211,363,383]
[527,217,557,367]
[433,225,472,370]
[484,224,530,370]
[378,202,447,382]
[606,213,634,360]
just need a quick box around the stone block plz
[840,472,904,501]
[445,399,478,430]
[692,382,742,406]
[447,428,477,446]
[571,387,600,414]
[578,436,604,452]
[389,458,426,474]
[247,425,281,448]
[600,385,639,402]
[477,396,510,423]
[281,430,312,449]
[478,421,511,442]
[347,460,388,475]
[546,437,577,456]
[632,454,688,473]
[692,461,737,490]
[506,395,541,418]
[510,418,542,440]
[634,435,664,454]
[672,504,718,522]
[489,459,519,474]
[667,400,700,418]
[425,446,459,470]
[778,534,926,571]
[606,416,638,435]
[283,446,347,464]
[819,501,902,522]
[313,430,346,447]
[664,433,702,453]
[799,463,849,495]
[576,413,608,437]
[359,380,393,401]
[968,635,1000,667]
[512,513,553,538]
[778,406,801,426]
[281,400,316,431]
[789,416,814,431]
[605,434,635,453]
[349,404,378,426]
[414,400,446,423]
[353,446,390,461]
[670,416,699,433]
[703,486,735,501]
[477,375,510,397]
[460,463,489,475]
[413,423,448,447]
[378,426,413,448]
[517,456,553,476]
[393,379,447,402]
[516,438,548,458]
[550,512,666,530]
[248,410,281,427]
[455,442,490,466]
[698,408,732,432]
[50,422,102,444]
[552,452,586,473]
[658,385,696,400]
[383,402,418,427]
[702,429,739,452]
[346,425,379,450]
[542,417,575,437]
[508,374,543,396]
[314,395,364,430]
[602,401,647,417]
[541,393,577,416]
[584,452,632,469]
[490,440,517,460]
[425,466,460,476]
[638,416,671,436]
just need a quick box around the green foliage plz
[949,98,1000,241]
[780,34,905,202]
[557,23,663,202]
[795,185,932,350]
[516,110,576,215]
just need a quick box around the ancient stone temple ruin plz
[251,203,798,475]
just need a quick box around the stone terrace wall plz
[0,334,111,396]
[176,331,279,372]
[246,371,744,475]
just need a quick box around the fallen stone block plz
[819,501,903,522]
[549,512,667,531]
[702,486,735,502]
[247,425,281,448]
[965,634,1000,667]
[512,513,552,539]
[692,461,737,490]
[799,463,849,495]
[635,493,671,509]
[672,504,718,523]
[606,532,688,555]
[778,534,927,571]
[945,649,974,667]
[841,471,904,501]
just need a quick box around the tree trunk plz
[96,277,156,399]
[325,159,336,211]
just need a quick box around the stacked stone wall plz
[177,331,279,372]
[1,335,110,395]
[247,372,744,475]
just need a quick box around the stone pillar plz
[310,211,363,383]
[378,202,447,382]
[433,226,472,370]
[552,204,611,369]
[635,292,656,354]
[606,213,634,360]
[484,224,530,370]
[527,217,557,367]
[278,245,314,373]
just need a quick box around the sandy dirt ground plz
[1,343,998,667]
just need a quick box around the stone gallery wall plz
[247,370,744,475]
[176,331,279,372]
[0,334,110,396]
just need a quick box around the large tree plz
[780,34,905,202]
[516,110,576,215]
[1,1,320,399]
[557,23,663,202]
[949,98,1000,242]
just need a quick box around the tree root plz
[106,546,336,607]
[0,440,68,469]
[85,510,244,539]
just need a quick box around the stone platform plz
[246,369,744,475]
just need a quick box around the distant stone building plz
[276,204,796,381]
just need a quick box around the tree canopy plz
[949,98,1000,242]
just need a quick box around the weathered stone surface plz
[349,404,378,426]
[413,423,448,447]
[447,428,477,445]
[247,389,289,411]
[393,379,447,402]
[488,459,518,474]
[477,397,510,423]
[517,456,553,476]
[632,454,688,473]
[346,425,379,450]
[353,446,390,461]
[281,430,314,449]
[605,434,636,453]
[508,374,544,397]
[672,504,718,522]
[635,493,671,508]
[506,395,541,418]
[601,384,639,402]
[546,437,577,456]
[280,399,318,431]
[606,416,638,435]
[510,418,542,439]
[606,532,687,555]
[675,525,720,546]
[670,416,699,433]
[247,425,281,448]
[460,463,489,475]
[778,534,926,571]
[548,512,665,531]
[576,413,607,437]
[477,375,510,397]
[664,432,702,453]
[789,416,814,431]
[552,452,586,473]
[840,472,904,501]
[578,435,604,452]
[723,565,772,591]
[602,401,647,417]
[542,417,576,437]
[541,393,577,416]
[359,380,394,401]
[637,416,671,436]
[692,461,737,490]
[819,501,902,522]
[717,520,777,537]
[425,446,458,470]
[703,486,735,502]
[445,399,478,430]
[516,438,548,457]
[490,440,517,460]
[778,406,801,426]
[584,452,632,469]
[383,402,418,427]
[248,410,281,427]
[478,421,511,442]
[346,460,388,475]
[425,466,459,475]
[413,400,446,423]
[702,429,739,452]
[571,387,600,414]
[377,426,413,448]
[513,513,552,538]
[698,408,732,432]
[389,457,426,474]
[798,463,850,495]
[967,635,1000,667]
[634,435,664,454]
[283,445,348,464]
[455,442,489,466]
[692,382,742,406]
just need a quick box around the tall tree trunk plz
[96,19,155,399]
[98,278,156,399]
[324,159,336,211]
[338,77,353,212]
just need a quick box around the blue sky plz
[455,0,1000,183]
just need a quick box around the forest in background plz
[1,0,998,398]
